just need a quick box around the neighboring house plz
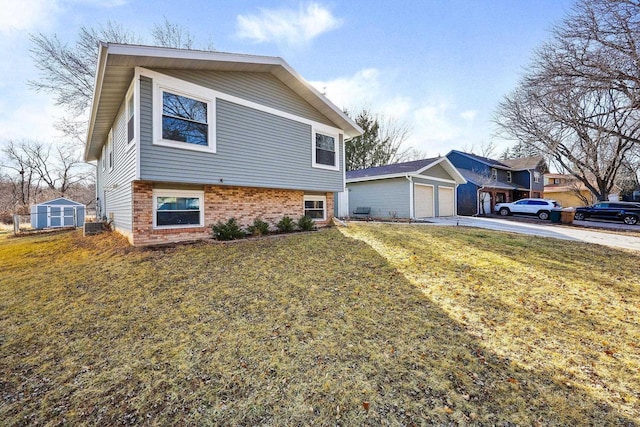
[544,173,595,207]
[446,150,546,216]
[544,173,622,206]
[344,157,466,219]
[84,43,362,245]
[30,197,86,229]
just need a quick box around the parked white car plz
[494,198,561,220]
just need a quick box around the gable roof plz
[35,197,85,207]
[85,43,363,161]
[447,150,543,171]
[346,157,466,184]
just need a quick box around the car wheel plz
[623,215,638,225]
[499,208,510,216]
[574,212,585,221]
[538,211,550,220]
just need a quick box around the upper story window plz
[491,168,497,180]
[153,78,215,154]
[162,91,209,146]
[533,171,541,183]
[313,130,339,170]
[127,92,135,144]
[506,171,512,182]
[101,144,106,171]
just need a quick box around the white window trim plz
[312,128,340,171]
[533,171,541,183]
[152,189,205,229]
[153,79,216,154]
[108,129,114,171]
[303,194,327,221]
[101,144,106,171]
[491,168,497,180]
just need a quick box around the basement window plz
[304,195,326,220]
[153,189,204,228]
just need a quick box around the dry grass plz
[0,226,638,425]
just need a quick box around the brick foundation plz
[130,181,333,246]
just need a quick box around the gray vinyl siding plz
[96,86,137,232]
[412,176,456,217]
[347,178,410,218]
[139,77,343,192]
[153,69,334,126]
[419,163,451,181]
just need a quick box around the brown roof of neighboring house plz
[501,156,544,170]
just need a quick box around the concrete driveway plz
[427,216,640,252]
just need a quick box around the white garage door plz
[414,184,434,218]
[438,187,455,217]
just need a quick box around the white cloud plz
[236,2,342,46]
[311,68,485,157]
[0,0,60,35]
[460,109,477,121]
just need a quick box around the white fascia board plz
[347,172,457,184]
[84,42,109,161]
[414,157,467,184]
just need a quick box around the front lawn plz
[1,225,638,425]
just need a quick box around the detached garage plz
[345,157,466,220]
[30,197,86,229]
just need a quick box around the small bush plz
[297,215,315,231]
[247,218,270,236]
[276,216,295,233]
[211,218,246,241]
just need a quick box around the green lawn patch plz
[1,226,638,425]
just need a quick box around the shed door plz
[63,207,76,226]
[49,206,62,227]
[414,184,434,218]
[438,187,455,217]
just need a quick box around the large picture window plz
[304,195,326,220]
[312,130,339,170]
[153,190,204,228]
[162,91,209,146]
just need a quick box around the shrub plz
[276,215,295,233]
[211,218,246,241]
[247,218,270,236]
[297,215,315,231]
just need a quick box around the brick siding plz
[130,181,333,246]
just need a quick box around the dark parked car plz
[574,201,640,225]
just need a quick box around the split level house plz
[445,150,547,216]
[84,43,362,245]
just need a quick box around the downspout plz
[529,169,533,198]
[406,175,414,219]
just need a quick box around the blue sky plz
[0,0,573,158]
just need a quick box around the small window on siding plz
[153,190,204,228]
[534,171,541,183]
[101,144,106,171]
[312,130,339,170]
[507,171,512,182]
[304,195,326,220]
[108,129,114,171]
[127,93,134,144]
[491,168,497,180]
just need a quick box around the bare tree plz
[29,20,214,144]
[495,0,640,201]
[345,109,413,170]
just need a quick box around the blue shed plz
[30,197,86,229]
